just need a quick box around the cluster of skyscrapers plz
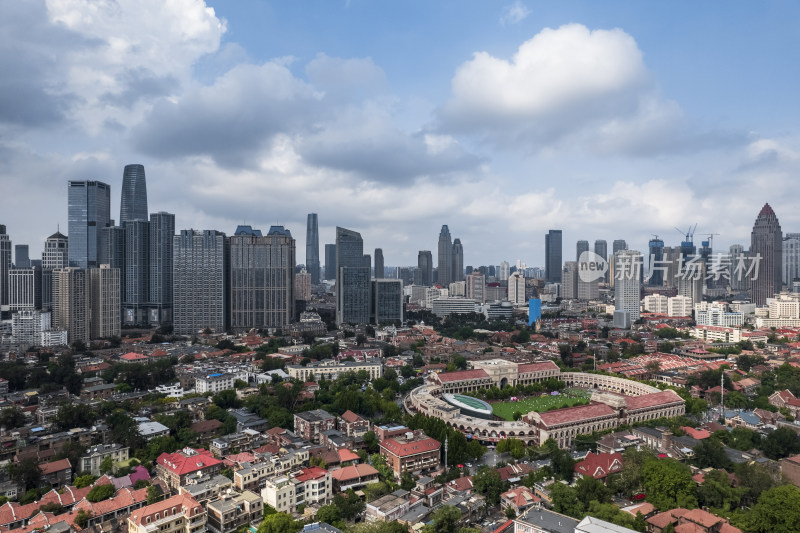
[0,168,791,346]
[541,203,787,327]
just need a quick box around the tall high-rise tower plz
[648,237,665,286]
[123,219,149,324]
[173,230,228,335]
[120,164,148,225]
[324,244,337,280]
[336,227,370,325]
[750,203,782,306]
[438,225,453,287]
[0,225,10,306]
[52,267,90,344]
[43,231,69,270]
[149,212,175,323]
[615,250,641,321]
[67,180,111,268]
[576,240,589,261]
[14,245,30,269]
[374,248,384,279]
[783,233,800,285]
[613,240,628,255]
[545,230,562,283]
[90,265,121,339]
[230,225,296,332]
[594,239,609,283]
[452,239,464,282]
[417,251,433,286]
[306,214,320,284]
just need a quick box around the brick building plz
[294,410,336,443]
[379,430,441,477]
[155,448,222,493]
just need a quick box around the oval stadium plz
[442,393,493,419]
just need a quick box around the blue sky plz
[2,0,799,268]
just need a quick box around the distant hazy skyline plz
[2,1,799,267]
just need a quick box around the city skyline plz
[2,2,800,265]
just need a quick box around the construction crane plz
[674,224,698,244]
[702,233,720,248]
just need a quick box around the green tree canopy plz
[642,459,697,511]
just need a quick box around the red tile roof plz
[120,352,149,361]
[435,369,489,383]
[338,449,360,463]
[537,402,615,427]
[574,452,623,479]
[39,458,71,475]
[626,390,683,411]
[294,466,329,482]
[156,448,221,475]
[380,437,441,457]
[340,410,366,423]
[128,493,203,527]
[330,464,379,482]
[518,361,559,374]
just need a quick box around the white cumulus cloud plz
[500,1,531,25]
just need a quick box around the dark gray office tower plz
[101,225,125,284]
[306,213,320,284]
[613,240,628,254]
[594,240,608,282]
[648,237,665,286]
[545,230,562,283]
[149,212,175,323]
[372,279,403,325]
[123,220,149,324]
[68,180,111,268]
[324,244,337,281]
[336,227,370,325]
[15,245,29,269]
[0,225,10,306]
[120,164,148,225]
[594,240,607,260]
[363,254,371,271]
[750,203,783,306]
[173,230,228,335]
[417,251,433,286]
[576,240,589,261]
[437,225,453,286]
[374,248,384,279]
[230,225,295,332]
[452,239,464,282]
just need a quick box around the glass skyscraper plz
[67,180,111,268]
[120,164,148,225]
[324,244,336,281]
[374,248,384,279]
[452,238,464,282]
[336,227,370,325]
[437,225,453,286]
[750,203,782,306]
[306,213,320,285]
[545,230,562,283]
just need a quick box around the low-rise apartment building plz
[127,493,206,533]
[287,360,383,382]
[379,431,441,477]
[262,467,332,513]
[79,443,130,476]
[195,373,236,394]
[156,448,223,494]
[295,410,336,443]
[207,491,263,533]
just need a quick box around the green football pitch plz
[491,388,592,421]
